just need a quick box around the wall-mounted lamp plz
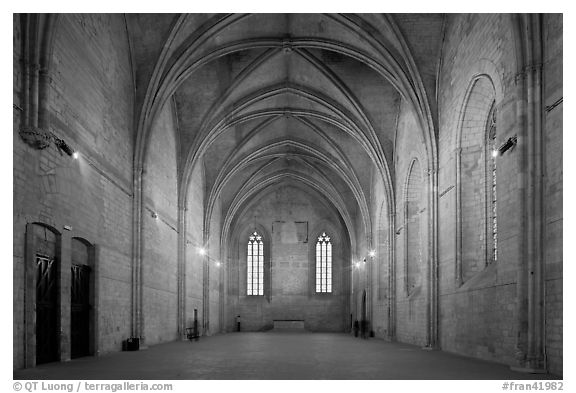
[54,137,75,157]
[493,136,517,157]
[19,126,78,160]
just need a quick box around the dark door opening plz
[36,255,59,364]
[71,264,91,358]
[361,289,367,338]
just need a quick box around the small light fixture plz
[54,137,75,157]
[369,250,376,258]
[496,136,518,156]
[492,149,499,158]
[215,261,221,267]
[198,247,206,256]
[363,258,366,264]
[151,212,158,219]
[72,151,79,159]
[354,261,360,268]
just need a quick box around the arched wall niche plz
[375,200,390,301]
[404,158,425,296]
[455,75,497,285]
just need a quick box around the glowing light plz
[72,151,79,159]
[197,247,206,256]
[369,250,376,258]
[492,150,499,158]
[215,261,221,267]
[355,262,361,268]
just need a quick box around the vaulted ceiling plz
[125,13,445,242]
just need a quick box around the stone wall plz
[393,99,429,347]
[13,13,562,375]
[13,14,134,368]
[369,170,391,339]
[436,13,522,365]
[208,194,223,334]
[185,163,205,335]
[142,101,179,345]
[227,184,349,332]
[542,13,563,376]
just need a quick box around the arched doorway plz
[70,238,94,359]
[28,223,60,365]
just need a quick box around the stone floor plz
[14,332,561,380]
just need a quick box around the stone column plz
[177,206,187,339]
[131,165,144,343]
[387,211,396,341]
[424,168,439,350]
[512,14,546,373]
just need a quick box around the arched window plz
[315,232,332,293]
[247,231,263,295]
[486,104,498,263]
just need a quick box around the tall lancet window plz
[316,232,332,293]
[487,105,498,263]
[247,231,264,295]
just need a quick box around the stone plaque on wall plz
[273,221,308,244]
[295,221,308,243]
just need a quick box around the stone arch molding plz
[204,138,368,242]
[127,13,438,345]
[222,172,357,257]
[132,14,436,226]
[453,63,504,153]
